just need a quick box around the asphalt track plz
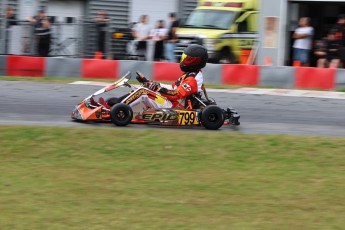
[0,80,345,137]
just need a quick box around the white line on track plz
[70,81,345,100]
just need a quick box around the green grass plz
[1,126,345,229]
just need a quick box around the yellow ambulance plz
[175,0,259,63]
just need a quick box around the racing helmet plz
[180,44,208,72]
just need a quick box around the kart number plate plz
[177,111,199,125]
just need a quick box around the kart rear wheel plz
[201,105,225,130]
[110,103,133,126]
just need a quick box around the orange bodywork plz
[72,98,201,126]
[72,100,110,121]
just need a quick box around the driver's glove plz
[145,81,161,92]
[136,71,150,83]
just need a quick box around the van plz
[175,0,259,63]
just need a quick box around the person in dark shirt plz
[314,40,327,67]
[332,14,345,45]
[95,10,110,55]
[28,6,51,57]
[315,30,342,68]
[5,6,17,28]
[4,6,17,54]
[165,12,179,62]
[332,14,345,66]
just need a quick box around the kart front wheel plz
[110,103,133,126]
[201,105,225,130]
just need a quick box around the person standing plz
[315,30,342,68]
[5,6,17,28]
[292,17,314,67]
[332,14,345,46]
[132,15,151,60]
[4,6,17,54]
[28,6,51,57]
[165,12,179,62]
[150,20,167,61]
[332,14,345,66]
[95,10,110,56]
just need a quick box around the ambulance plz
[175,0,259,63]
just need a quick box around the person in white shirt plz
[150,20,168,61]
[292,17,314,66]
[132,15,152,60]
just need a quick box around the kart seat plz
[185,92,215,109]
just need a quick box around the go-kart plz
[71,72,240,130]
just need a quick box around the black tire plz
[110,103,133,126]
[200,105,225,130]
[218,48,236,64]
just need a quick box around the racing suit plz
[131,71,203,109]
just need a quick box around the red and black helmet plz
[180,44,208,72]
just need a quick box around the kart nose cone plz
[71,106,83,120]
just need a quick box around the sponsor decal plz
[95,111,101,118]
[154,95,166,105]
[220,33,258,39]
[182,83,192,92]
[124,88,148,104]
[142,113,177,121]
[239,39,255,47]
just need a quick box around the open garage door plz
[286,0,345,65]
[289,0,345,39]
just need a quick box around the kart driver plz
[133,44,208,109]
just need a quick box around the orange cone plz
[293,60,301,67]
[264,56,272,66]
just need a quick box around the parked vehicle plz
[175,0,259,63]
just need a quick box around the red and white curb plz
[70,81,345,100]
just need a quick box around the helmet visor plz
[180,53,201,66]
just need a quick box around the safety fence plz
[1,55,345,90]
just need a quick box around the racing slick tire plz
[200,105,225,130]
[110,103,133,126]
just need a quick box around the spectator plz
[314,40,327,68]
[315,30,342,68]
[5,6,17,28]
[28,6,51,57]
[132,15,151,60]
[150,20,167,61]
[95,10,110,55]
[332,14,345,45]
[4,6,17,54]
[165,12,179,62]
[292,17,314,67]
[332,14,345,66]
